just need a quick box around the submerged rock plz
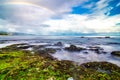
[111,51,120,57]
[65,45,85,51]
[88,46,104,54]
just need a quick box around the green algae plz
[0,44,120,80]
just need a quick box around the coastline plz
[0,44,120,79]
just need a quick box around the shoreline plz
[0,44,120,79]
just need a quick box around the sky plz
[0,0,120,35]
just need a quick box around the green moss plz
[0,44,120,80]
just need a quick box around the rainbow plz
[1,1,55,14]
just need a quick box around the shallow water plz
[0,36,120,66]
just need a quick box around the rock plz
[17,45,33,49]
[39,53,55,60]
[81,62,120,72]
[83,51,88,54]
[45,48,56,53]
[111,51,120,57]
[65,45,85,51]
[33,45,45,50]
[89,46,104,54]
[35,48,56,60]
[54,42,63,46]
[36,48,56,54]
[16,43,34,49]
[105,36,110,38]
[81,36,84,38]
[91,48,99,53]
[97,68,111,74]
[107,42,120,45]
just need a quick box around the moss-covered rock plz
[111,51,120,57]
[0,44,120,80]
[81,62,120,72]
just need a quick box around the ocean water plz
[0,36,120,66]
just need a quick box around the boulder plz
[81,62,120,74]
[54,42,63,46]
[65,45,85,51]
[111,51,120,57]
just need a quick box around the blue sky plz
[0,0,120,35]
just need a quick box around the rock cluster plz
[54,42,63,46]
[65,45,85,51]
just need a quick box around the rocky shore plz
[0,43,120,80]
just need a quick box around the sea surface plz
[0,36,120,66]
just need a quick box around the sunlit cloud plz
[42,14,120,34]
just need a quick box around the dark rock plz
[39,52,55,60]
[11,43,32,49]
[33,45,45,50]
[81,36,84,38]
[91,48,99,53]
[111,51,120,57]
[65,45,85,51]
[83,51,88,54]
[107,42,120,45]
[89,46,104,54]
[17,45,33,49]
[36,48,56,54]
[102,51,107,54]
[45,48,56,53]
[54,42,63,46]
[105,36,110,38]
[35,48,57,60]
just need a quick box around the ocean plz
[0,36,120,66]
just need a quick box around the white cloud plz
[90,0,113,16]
[0,0,120,35]
[0,0,88,26]
[1,13,120,35]
[1,3,54,26]
[116,2,120,7]
[0,18,42,34]
[42,14,120,34]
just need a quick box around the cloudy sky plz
[0,0,120,35]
